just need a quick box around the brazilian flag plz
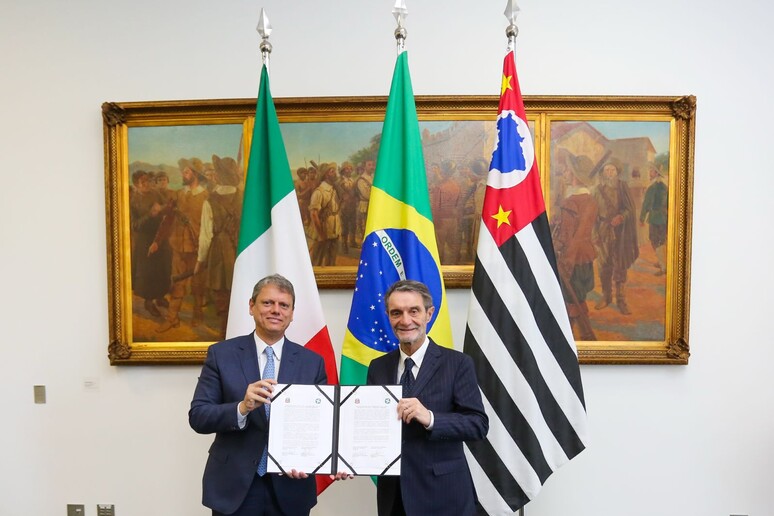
[340,51,452,385]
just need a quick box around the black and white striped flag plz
[463,50,589,515]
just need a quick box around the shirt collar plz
[183,184,206,195]
[253,332,285,361]
[565,185,591,197]
[400,337,429,369]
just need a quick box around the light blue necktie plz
[257,346,275,476]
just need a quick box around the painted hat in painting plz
[178,157,207,181]
[212,154,241,187]
[568,154,595,187]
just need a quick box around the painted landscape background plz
[125,119,669,344]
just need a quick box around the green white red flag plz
[226,64,338,494]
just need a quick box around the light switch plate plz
[66,504,84,516]
[34,385,46,404]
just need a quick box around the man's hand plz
[285,469,309,479]
[239,379,278,415]
[330,472,354,481]
[397,398,431,427]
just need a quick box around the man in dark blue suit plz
[367,280,489,516]
[189,274,327,516]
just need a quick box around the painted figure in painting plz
[640,165,669,276]
[196,155,243,335]
[309,162,341,266]
[459,159,488,263]
[551,154,598,340]
[203,161,217,193]
[154,158,209,332]
[130,170,170,318]
[355,159,375,244]
[336,161,358,253]
[592,161,639,315]
[434,160,462,263]
[154,171,174,204]
[294,167,312,227]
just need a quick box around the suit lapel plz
[238,333,260,384]
[277,340,299,384]
[386,351,401,384]
[412,339,442,395]
[235,333,268,428]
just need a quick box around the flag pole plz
[392,0,408,55]
[506,7,524,513]
[504,0,520,51]
[257,8,272,70]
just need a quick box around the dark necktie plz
[400,357,415,395]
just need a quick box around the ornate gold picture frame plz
[103,95,695,364]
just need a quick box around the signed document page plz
[337,385,402,476]
[267,384,335,475]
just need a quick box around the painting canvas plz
[547,120,671,344]
[124,120,497,343]
[126,124,244,343]
[103,95,695,364]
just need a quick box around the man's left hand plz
[397,398,431,426]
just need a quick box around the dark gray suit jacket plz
[367,339,488,516]
[189,333,327,515]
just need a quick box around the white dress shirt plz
[237,333,285,428]
[397,337,434,430]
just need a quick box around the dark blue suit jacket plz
[367,339,488,516]
[189,333,327,515]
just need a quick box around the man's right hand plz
[239,379,278,415]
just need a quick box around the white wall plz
[2,1,773,515]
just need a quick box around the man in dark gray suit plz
[367,280,489,516]
[189,274,326,516]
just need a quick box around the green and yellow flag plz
[340,52,452,385]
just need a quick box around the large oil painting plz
[103,95,695,364]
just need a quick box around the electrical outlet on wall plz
[97,504,115,516]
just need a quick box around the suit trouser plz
[213,474,299,516]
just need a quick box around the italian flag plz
[226,66,338,493]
